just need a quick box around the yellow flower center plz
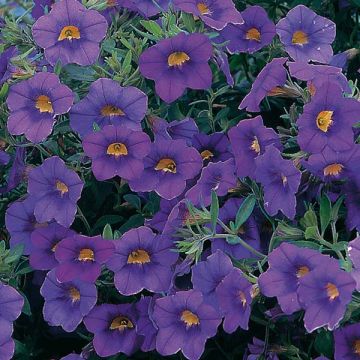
[200,149,214,160]
[250,137,260,154]
[58,25,81,41]
[56,180,69,195]
[316,110,333,132]
[238,291,247,306]
[197,2,210,15]
[292,30,308,45]
[101,105,125,117]
[168,52,190,67]
[245,28,261,42]
[296,266,310,278]
[69,287,81,302]
[35,95,53,113]
[353,340,360,355]
[155,158,177,173]
[107,0,117,6]
[281,174,288,186]
[106,143,128,157]
[323,163,344,177]
[181,310,200,327]
[78,248,95,262]
[267,86,287,96]
[51,242,59,253]
[127,249,151,264]
[326,282,340,301]
[110,316,134,331]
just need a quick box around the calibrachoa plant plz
[1,0,360,359]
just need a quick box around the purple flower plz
[191,132,232,165]
[215,268,252,333]
[60,355,83,360]
[146,197,181,233]
[258,243,329,315]
[276,5,336,63]
[106,226,178,295]
[246,337,279,360]
[0,150,10,166]
[298,264,355,332]
[220,6,275,54]
[211,198,261,260]
[32,0,54,20]
[191,250,233,308]
[348,236,360,290]
[173,0,243,31]
[334,323,360,360]
[153,290,222,360]
[32,0,108,66]
[213,49,234,86]
[5,197,50,255]
[82,124,151,181]
[136,296,158,352]
[0,46,17,85]
[0,334,15,360]
[302,145,360,183]
[27,156,83,227]
[55,234,114,283]
[40,269,97,332]
[84,303,140,357]
[139,32,213,103]
[6,72,74,143]
[129,139,202,200]
[131,0,169,17]
[239,57,287,112]
[288,61,351,94]
[151,117,199,145]
[30,223,76,270]
[185,159,237,207]
[228,115,281,179]
[0,282,24,340]
[255,145,301,219]
[297,81,360,153]
[70,78,147,137]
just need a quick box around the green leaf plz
[320,194,331,234]
[123,194,141,210]
[139,20,163,37]
[210,191,219,232]
[20,291,32,316]
[102,224,113,240]
[235,195,256,230]
[92,215,123,233]
[331,195,345,222]
[314,330,334,359]
[0,82,9,98]
[301,207,318,228]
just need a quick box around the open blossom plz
[276,5,336,63]
[191,250,233,308]
[153,290,222,360]
[255,145,301,219]
[32,0,108,66]
[258,243,330,315]
[6,72,74,143]
[70,78,148,137]
[334,323,360,360]
[220,6,275,54]
[82,124,151,181]
[228,115,281,179]
[216,268,252,333]
[139,32,213,103]
[41,269,97,332]
[239,57,288,112]
[84,303,140,357]
[55,234,114,283]
[298,264,355,332]
[185,159,237,207]
[106,226,178,295]
[129,139,203,200]
[297,81,360,153]
[27,156,83,227]
[131,0,169,17]
[173,0,243,31]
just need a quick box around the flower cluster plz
[1,0,360,359]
